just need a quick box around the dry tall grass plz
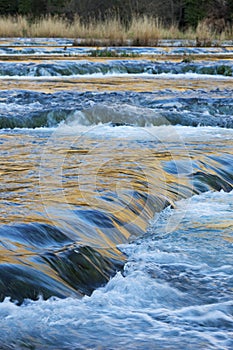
[0,16,28,37]
[0,14,232,45]
[30,16,70,37]
[126,15,159,45]
[195,19,233,44]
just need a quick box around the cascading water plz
[0,40,233,349]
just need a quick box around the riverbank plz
[0,14,232,46]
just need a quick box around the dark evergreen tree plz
[46,0,67,15]
[0,0,18,15]
[18,0,31,14]
[183,0,208,27]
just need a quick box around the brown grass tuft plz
[128,15,160,46]
[196,20,216,46]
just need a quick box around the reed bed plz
[30,16,71,37]
[0,15,28,37]
[0,14,232,45]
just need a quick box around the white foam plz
[0,190,232,349]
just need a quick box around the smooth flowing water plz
[0,40,233,349]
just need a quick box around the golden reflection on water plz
[1,128,233,251]
[0,131,182,231]
[0,75,232,93]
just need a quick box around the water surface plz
[0,38,233,349]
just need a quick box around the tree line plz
[0,0,233,31]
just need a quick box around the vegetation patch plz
[182,54,195,63]
[88,49,139,58]
[216,65,232,76]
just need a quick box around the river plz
[0,38,233,349]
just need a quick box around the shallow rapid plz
[0,39,233,349]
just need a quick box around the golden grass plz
[30,16,70,37]
[0,15,28,37]
[127,15,160,45]
[0,14,232,45]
